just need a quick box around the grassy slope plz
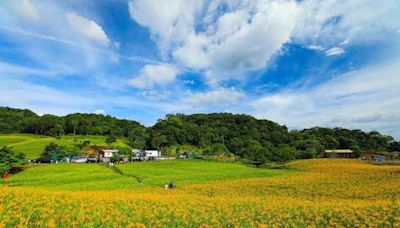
[0,134,129,159]
[1,160,291,190]
[118,159,290,187]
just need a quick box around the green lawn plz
[118,159,291,187]
[0,137,27,146]
[0,134,129,159]
[1,160,291,190]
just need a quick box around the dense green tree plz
[203,143,229,155]
[110,154,120,163]
[116,146,131,161]
[272,145,297,165]
[389,141,400,152]
[41,143,79,160]
[42,142,64,159]
[105,134,117,146]
[127,128,148,149]
[0,146,26,174]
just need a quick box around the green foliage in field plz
[2,160,289,190]
[0,146,25,173]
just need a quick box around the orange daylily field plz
[0,159,399,227]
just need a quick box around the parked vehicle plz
[33,157,52,163]
[86,157,100,163]
[71,155,88,163]
[132,150,147,161]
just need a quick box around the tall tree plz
[0,146,26,174]
[106,134,117,146]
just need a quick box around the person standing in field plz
[3,171,9,179]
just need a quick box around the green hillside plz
[0,134,129,159]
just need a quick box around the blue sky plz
[0,0,400,139]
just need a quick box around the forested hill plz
[149,113,399,161]
[1,107,399,162]
[0,106,146,137]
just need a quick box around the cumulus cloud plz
[129,0,300,82]
[129,0,400,83]
[66,12,110,45]
[294,0,400,47]
[207,1,299,73]
[251,60,400,139]
[128,0,203,56]
[129,63,179,89]
[325,47,345,56]
[184,88,243,107]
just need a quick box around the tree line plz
[1,107,399,164]
[149,113,399,163]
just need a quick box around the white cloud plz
[294,0,400,47]
[0,78,93,115]
[0,61,57,76]
[208,1,299,73]
[325,47,345,56]
[172,33,209,69]
[184,88,243,107]
[251,60,400,139]
[0,2,124,75]
[128,0,203,56]
[4,0,39,20]
[129,0,300,83]
[307,45,324,51]
[66,12,110,45]
[94,109,105,115]
[129,0,400,85]
[129,63,179,89]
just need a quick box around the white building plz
[102,149,119,158]
[145,150,161,157]
[131,149,161,160]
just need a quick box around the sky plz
[0,0,400,139]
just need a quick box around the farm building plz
[98,149,119,163]
[99,149,119,158]
[360,152,399,161]
[131,149,161,161]
[324,149,353,158]
[145,150,161,158]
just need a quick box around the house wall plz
[145,150,160,157]
[104,152,113,158]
